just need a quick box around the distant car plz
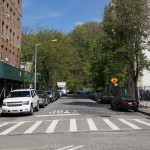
[77,88,91,94]
[36,90,49,108]
[57,87,67,96]
[111,95,139,112]
[2,89,39,116]
[46,90,55,102]
[97,92,114,103]
[89,91,98,101]
[67,90,75,94]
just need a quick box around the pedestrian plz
[139,88,144,101]
[124,89,128,95]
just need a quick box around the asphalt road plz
[0,94,150,150]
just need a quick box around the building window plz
[10,29,12,42]
[2,22,4,37]
[6,26,9,42]
[13,32,15,45]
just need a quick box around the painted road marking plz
[0,122,9,128]
[70,119,77,132]
[0,122,24,135]
[56,145,74,150]
[119,118,141,129]
[36,114,80,117]
[56,145,84,150]
[24,121,43,134]
[103,118,120,130]
[67,145,84,150]
[0,118,149,135]
[49,110,78,114]
[46,120,59,133]
[133,119,150,127]
[87,118,98,131]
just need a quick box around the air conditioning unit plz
[5,57,9,62]
[6,36,9,40]
[6,14,10,18]
[17,44,20,48]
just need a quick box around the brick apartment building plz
[0,0,24,105]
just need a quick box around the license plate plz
[128,102,132,105]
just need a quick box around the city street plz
[0,94,150,150]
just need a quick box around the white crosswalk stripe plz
[87,118,98,131]
[70,119,77,132]
[119,119,141,129]
[0,122,9,128]
[24,121,43,134]
[103,118,120,130]
[46,120,59,133]
[0,122,24,135]
[0,118,149,135]
[133,119,150,127]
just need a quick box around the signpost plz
[111,77,118,96]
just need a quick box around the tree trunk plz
[133,78,138,99]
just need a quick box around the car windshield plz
[101,93,111,96]
[9,91,30,98]
[36,91,43,94]
[121,95,136,100]
[58,87,64,90]
[47,91,52,94]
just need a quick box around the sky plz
[22,0,110,34]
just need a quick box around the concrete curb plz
[138,109,150,116]
[0,108,2,117]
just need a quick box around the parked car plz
[54,89,60,100]
[89,91,98,101]
[110,95,139,111]
[46,90,55,102]
[2,89,39,116]
[77,88,91,94]
[57,89,63,97]
[36,90,49,108]
[97,92,114,103]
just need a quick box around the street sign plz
[111,77,118,84]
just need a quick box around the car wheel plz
[116,104,121,111]
[1,113,6,117]
[48,99,50,104]
[45,99,48,106]
[134,109,138,112]
[111,103,114,109]
[98,98,102,103]
[35,101,39,111]
[42,101,45,108]
[29,104,33,116]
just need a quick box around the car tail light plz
[132,101,139,104]
[120,100,129,104]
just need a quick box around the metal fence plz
[138,86,150,101]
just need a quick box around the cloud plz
[22,0,32,9]
[75,22,84,26]
[29,12,62,20]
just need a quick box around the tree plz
[68,22,104,89]
[103,0,150,98]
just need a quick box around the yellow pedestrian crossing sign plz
[111,77,118,84]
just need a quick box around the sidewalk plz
[0,107,2,116]
[138,100,150,116]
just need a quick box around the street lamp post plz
[34,39,57,90]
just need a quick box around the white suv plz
[2,89,39,116]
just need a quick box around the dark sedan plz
[111,95,139,111]
[97,92,114,103]
[36,90,49,108]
